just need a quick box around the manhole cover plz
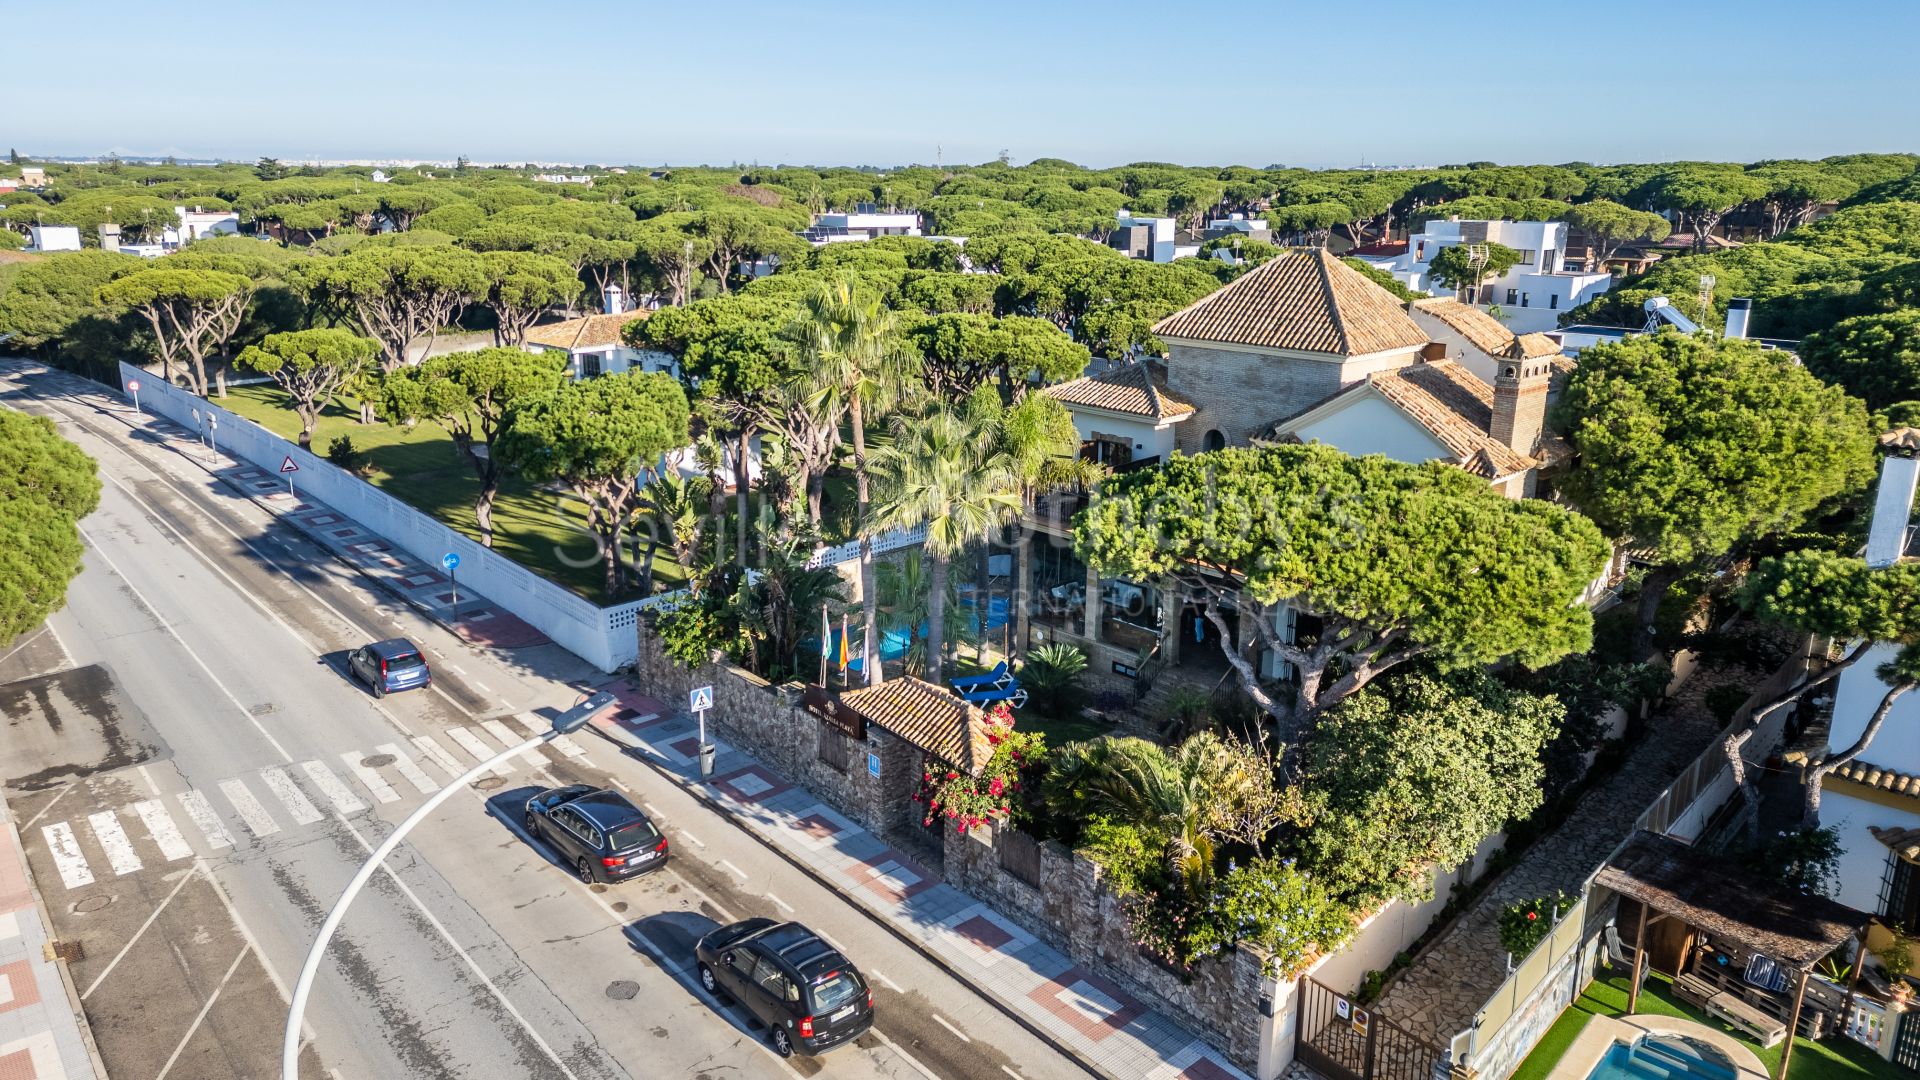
[360,754,396,769]
[73,895,110,914]
[610,901,629,914]
[48,940,84,963]
[606,980,640,1000]
[472,777,505,791]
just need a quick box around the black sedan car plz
[695,918,874,1057]
[523,785,668,883]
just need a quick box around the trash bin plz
[698,743,716,778]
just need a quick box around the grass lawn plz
[1018,709,1113,747]
[218,385,686,602]
[1510,971,1899,1080]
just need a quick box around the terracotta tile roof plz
[1368,361,1538,478]
[1039,362,1194,421]
[1838,759,1920,804]
[840,677,993,774]
[1411,298,1562,361]
[1153,248,1427,357]
[1871,824,1920,863]
[523,309,650,351]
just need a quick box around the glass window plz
[383,651,426,674]
[1099,577,1163,651]
[1031,539,1088,632]
[609,819,660,851]
[1550,294,1560,310]
[1505,289,1518,306]
[810,970,865,1012]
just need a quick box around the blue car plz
[347,638,432,698]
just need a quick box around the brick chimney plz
[1489,349,1553,458]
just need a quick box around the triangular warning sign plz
[280,456,300,473]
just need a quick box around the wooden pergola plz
[1595,832,1873,1080]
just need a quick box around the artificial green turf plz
[217,384,684,602]
[1509,971,1900,1080]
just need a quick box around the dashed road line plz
[719,859,749,881]
[871,969,904,994]
[131,800,194,862]
[378,743,440,794]
[300,761,367,815]
[259,766,324,826]
[340,752,400,804]
[218,779,282,838]
[176,790,234,850]
[409,735,464,779]
[679,830,706,848]
[87,810,142,877]
[1002,1067,1025,1080]
[43,822,93,889]
[768,892,794,913]
[931,1013,971,1043]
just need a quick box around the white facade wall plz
[1832,642,1920,771]
[1287,394,1452,464]
[1391,221,1610,321]
[1062,409,1178,464]
[27,225,81,251]
[1820,788,1904,916]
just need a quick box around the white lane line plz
[641,801,661,815]
[86,811,142,877]
[377,743,439,794]
[610,778,633,793]
[511,713,587,758]
[470,679,494,694]
[871,969,904,994]
[931,1013,971,1043]
[42,822,93,889]
[218,779,281,838]
[153,944,252,1080]
[340,752,400,804]
[409,735,464,779]
[131,800,194,861]
[299,761,366,814]
[21,782,74,829]
[449,664,468,675]
[481,719,547,768]
[678,830,705,848]
[82,865,199,999]
[868,1028,942,1080]
[259,766,324,826]
[1001,1067,1025,1080]
[768,892,794,913]
[75,523,297,763]
[448,727,510,776]
[719,859,749,881]
[176,791,234,850]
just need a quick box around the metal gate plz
[1296,978,1452,1080]
[1894,1007,1920,1072]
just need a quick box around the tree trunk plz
[1199,595,1303,749]
[360,398,376,425]
[215,367,227,399]
[975,538,993,661]
[1804,681,1916,828]
[475,488,496,548]
[735,427,750,567]
[638,538,658,597]
[852,398,878,685]
[297,404,316,449]
[600,519,626,599]
[926,552,949,685]
[1013,522,1034,663]
[807,470,824,525]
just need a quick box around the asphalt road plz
[0,362,1090,1080]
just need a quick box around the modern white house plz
[1108,209,1193,263]
[1038,360,1193,470]
[165,205,240,247]
[1362,219,1614,333]
[25,224,81,252]
[802,210,923,244]
[521,286,675,381]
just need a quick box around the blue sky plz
[10,0,1915,167]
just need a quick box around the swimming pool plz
[1586,1035,1739,1080]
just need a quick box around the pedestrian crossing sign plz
[689,686,714,712]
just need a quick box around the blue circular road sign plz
[442,552,461,572]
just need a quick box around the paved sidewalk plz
[0,790,104,1080]
[587,679,1252,1080]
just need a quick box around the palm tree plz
[877,550,970,677]
[869,408,1021,684]
[636,471,711,592]
[790,278,920,683]
[992,393,1104,662]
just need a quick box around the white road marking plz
[87,810,142,876]
[20,782,74,829]
[259,767,324,826]
[482,719,547,768]
[42,822,93,889]
[931,1013,971,1043]
[448,727,510,776]
[871,969,904,994]
[1002,1067,1025,1080]
[631,713,659,724]
[340,752,400,804]
[449,664,468,675]
[0,626,48,670]
[719,859,749,881]
[641,801,661,815]
[511,713,587,758]
[131,800,194,861]
[300,761,366,814]
[679,830,706,848]
[176,790,234,850]
[610,778,633,792]
[153,944,252,1080]
[82,865,199,998]
[409,735,465,779]
[470,679,494,694]
[378,743,440,794]
[218,779,281,838]
[768,892,794,913]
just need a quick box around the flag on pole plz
[819,604,830,685]
[863,621,876,686]
[838,613,851,676]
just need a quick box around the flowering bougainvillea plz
[913,702,1047,833]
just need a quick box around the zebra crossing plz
[36,718,590,891]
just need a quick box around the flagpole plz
[819,603,830,686]
[839,612,850,687]
[864,621,876,686]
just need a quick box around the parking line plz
[1002,1067,1025,1080]
[42,822,93,890]
[175,791,234,850]
[21,782,75,830]
[719,859,749,881]
[931,1013,971,1042]
[482,720,548,768]
[153,944,252,1080]
[86,811,142,877]
[218,779,282,838]
[871,969,904,994]
[679,830,706,848]
[82,865,200,999]
[340,752,400,804]
[259,767,324,826]
[131,800,195,861]
[300,761,367,814]
[378,743,440,794]
[408,735,464,779]
[448,727,510,776]
[768,892,794,913]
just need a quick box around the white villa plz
[1359,218,1614,333]
[522,286,676,381]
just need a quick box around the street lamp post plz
[280,691,616,1079]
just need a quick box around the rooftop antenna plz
[1698,273,1717,319]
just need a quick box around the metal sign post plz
[207,413,218,457]
[442,552,461,619]
[127,378,141,415]
[280,455,300,498]
[690,685,715,777]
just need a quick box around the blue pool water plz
[806,596,1012,672]
[1586,1036,1738,1080]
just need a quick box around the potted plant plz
[1882,926,1914,1003]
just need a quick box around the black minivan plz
[524,785,669,883]
[695,919,874,1057]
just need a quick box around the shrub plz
[1133,856,1355,977]
[1078,816,1162,897]
[916,703,1046,833]
[1498,891,1573,957]
[325,434,365,472]
[1704,683,1753,727]
[1020,643,1088,718]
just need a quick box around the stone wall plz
[943,822,1274,1072]
[1163,342,1418,453]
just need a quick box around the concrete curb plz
[0,809,109,1080]
[592,718,1116,1080]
